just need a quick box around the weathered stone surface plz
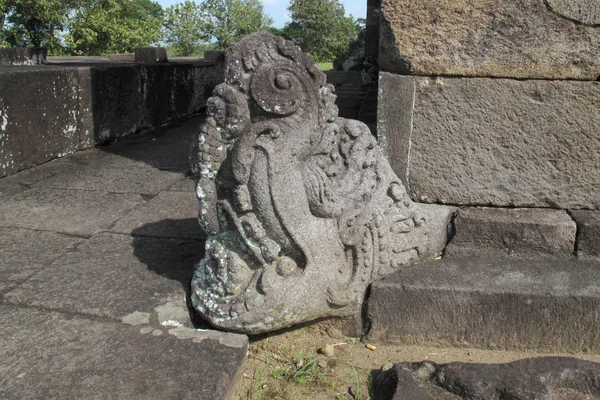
[4,233,202,323]
[0,66,94,177]
[0,47,47,65]
[380,74,600,209]
[107,53,134,62]
[376,357,600,400]
[547,0,600,25]
[0,62,222,178]
[189,32,453,334]
[377,72,414,189]
[571,210,600,259]
[379,0,600,80]
[0,227,83,294]
[91,63,223,144]
[36,155,183,195]
[366,255,600,352]
[0,187,144,236]
[447,207,576,257]
[0,305,247,400]
[110,191,204,240]
[135,47,168,63]
[203,50,225,63]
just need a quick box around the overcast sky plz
[156,0,366,28]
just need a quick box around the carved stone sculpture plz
[190,31,453,334]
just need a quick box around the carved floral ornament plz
[190,31,450,334]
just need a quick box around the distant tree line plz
[0,0,363,62]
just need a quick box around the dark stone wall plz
[0,62,223,178]
[0,66,93,177]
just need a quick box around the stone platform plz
[0,115,247,400]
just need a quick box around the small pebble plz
[319,344,335,357]
[317,358,328,369]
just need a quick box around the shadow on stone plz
[98,116,200,173]
[130,218,210,328]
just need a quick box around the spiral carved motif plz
[250,63,307,116]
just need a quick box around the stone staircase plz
[365,206,600,353]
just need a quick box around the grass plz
[317,62,334,71]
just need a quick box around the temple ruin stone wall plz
[377,0,600,210]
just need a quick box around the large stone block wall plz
[378,0,600,210]
[0,66,94,177]
[0,62,223,178]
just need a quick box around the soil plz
[228,321,600,400]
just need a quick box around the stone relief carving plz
[190,31,453,334]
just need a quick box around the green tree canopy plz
[66,0,163,55]
[1,0,81,52]
[163,1,208,56]
[201,0,273,49]
[283,0,357,62]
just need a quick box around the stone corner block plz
[447,207,576,257]
[0,47,47,65]
[570,210,600,260]
[134,47,168,63]
[377,72,415,189]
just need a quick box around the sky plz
[156,0,367,28]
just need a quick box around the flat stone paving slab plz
[0,227,84,295]
[367,255,600,352]
[0,305,247,400]
[0,187,145,237]
[110,191,204,240]
[4,233,203,325]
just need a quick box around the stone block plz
[571,210,600,259]
[0,66,94,177]
[0,227,83,294]
[0,47,47,65]
[203,50,225,63]
[135,47,168,63]
[0,305,247,400]
[110,191,204,240]
[377,72,414,189]
[446,207,577,257]
[4,233,203,323]
[107,53,134,62]
[376,357,600,400]
[366,255,600,352]
[0,187,144,237]
[379,0,600,80]
[379,74,600,209]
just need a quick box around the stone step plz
[446,207,577,258]
[365,255,600,353]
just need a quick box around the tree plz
[283,0,357,62]
[163,1,208,56]
[1,0,79,52]
[66,0,163,55]
[201,0,273,49]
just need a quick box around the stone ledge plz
[571,210,600,260]
[446,207,577,258]
[366,255,600,352]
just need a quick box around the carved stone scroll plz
[190,31,453,334]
